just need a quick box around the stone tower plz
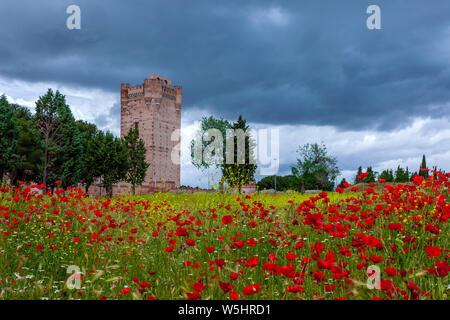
[120,74,182,192]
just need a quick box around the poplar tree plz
[123,123,149,195]
[101,132,129,197]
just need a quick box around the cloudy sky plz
[0,0,449,187]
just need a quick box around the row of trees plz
[0,90,149,196]
[352,155,439,184]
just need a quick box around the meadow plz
[0,172,448,300]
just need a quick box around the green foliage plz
[0,95,19,180]
[11,105,44,184]
[77,121,99,192]
[291,142,340,192]
[221,115,257,191]
[101,132,129,197]
[419,154,429,179]
[34,89,83,189]
[394,166,410,183]
[190,115,257,192]
[379,169,394,182]
[365,167,376,183]
[123,124,150,195]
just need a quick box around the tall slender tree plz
[77,120,98,192]
[83,130,105,194]
[221,115,257,192]
[354,166,363,184]
[123,123,149,195]
[11,104,43,184]
[101,132,129,197]
[419,154,429,179]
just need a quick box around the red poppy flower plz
[219,281,233,293]
[242,283,261,296]
[369,255,383,263]
[186,291,201,300]
[285,252,298,261]
[191,281,206,292]
[425,246,442,258]
[388,223,403,231]
[385,268,397,277]
[222,215,233,225]
[286,285,304,293]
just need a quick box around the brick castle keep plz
[88,74,182,196]
[121,74,182,192]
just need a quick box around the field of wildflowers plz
[0,171,448,300]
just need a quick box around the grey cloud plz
[0,0,449,131]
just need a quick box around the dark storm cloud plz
[0,0,449,130]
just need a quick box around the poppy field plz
[0,172,448,300]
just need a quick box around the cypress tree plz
[355,166,363,184]
[123,123,149,195]
[419,154,429,179]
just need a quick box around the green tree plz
[365,167,376,183]
[10,104,44,184]
[123,123,149,195]
[34,89,83,189]
[0,95,19,181]
[379,169,394,182]
[354,166,363,184]
[77,121,100,193]
[394,166,410,183]
[101,133,129,197]
[291,142,340,192]
[221,115,257,192]
[419,154,429,179]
